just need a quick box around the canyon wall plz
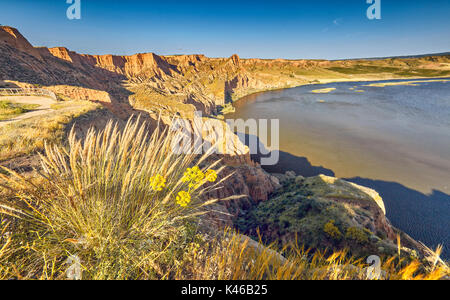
[2,25,449,117]
[0,26,282,203]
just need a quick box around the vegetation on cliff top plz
[236,175,421,259]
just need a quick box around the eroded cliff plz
[2,25,449,118]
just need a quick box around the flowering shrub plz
[0,117,222,279]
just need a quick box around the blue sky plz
[1,0,449,59]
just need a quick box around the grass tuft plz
[0,116,223,279]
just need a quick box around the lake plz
[226,78,450,258]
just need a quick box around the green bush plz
[324,220,342,240]
[346,227,370,244]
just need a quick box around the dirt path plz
[0,95,56,126]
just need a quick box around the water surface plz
[227,78,450,257]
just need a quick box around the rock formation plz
[237,172,425,258]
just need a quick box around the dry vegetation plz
[0,100,100,161]
[178,231,448,280]
[0,117,448,280]
[0,118,226,279]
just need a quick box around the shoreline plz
[225,78,450,258]
[226,75,450,108]
[225,76,450,194]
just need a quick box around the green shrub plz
[346,227,369,244]
[0,100,39,120]
[324,220,342,240]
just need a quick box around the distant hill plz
[339,52,450,61]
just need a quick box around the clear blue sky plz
[1,0,449,59]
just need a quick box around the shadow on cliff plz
[237,133,450,258]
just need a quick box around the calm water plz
[227,78,450,257]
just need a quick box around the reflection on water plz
[227,78,450,258]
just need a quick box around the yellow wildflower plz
[150,174,166,192]
[205,169,217,183]
[176,191,191,207]
[183,166,205,183]
[182,167,196,182]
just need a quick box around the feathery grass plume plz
[0,116,448,280]
[0,116,224,279]
[419,243,449,278]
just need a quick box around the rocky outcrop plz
[45,47,179,79]
[209,164,280,213]
[301,175,396,240]
[237,173,419,258]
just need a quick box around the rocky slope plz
[237,172,427,258]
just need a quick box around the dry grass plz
[0,117,226,279]
[177,230,449,280]
[0,100,99,161]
